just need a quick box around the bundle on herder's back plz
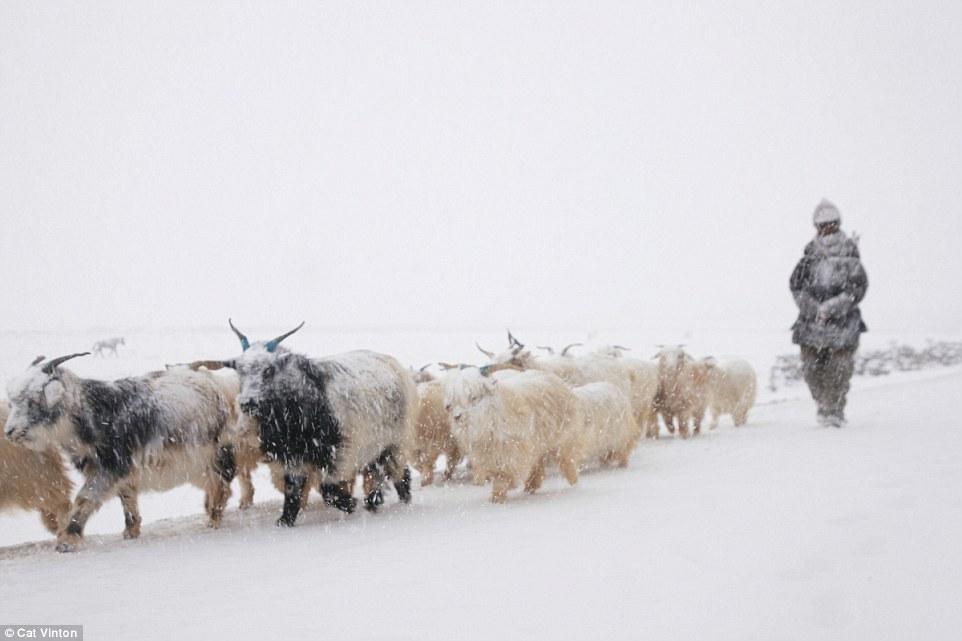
[215,320,417,526]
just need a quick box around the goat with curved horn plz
[6,349,237,551]
[229,318,250,351]
[265,321,305,353]
[41,352,90,374]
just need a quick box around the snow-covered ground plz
[2,327,961,640]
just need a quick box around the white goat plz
[571,382,636,468]
[652,346,702,439]
[442,365,582,503]
[409,379,462,486]
[705,357,758,428]
[483,334,656,442]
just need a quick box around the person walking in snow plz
[789,199,869,427]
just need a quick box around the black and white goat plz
[221,321,417,526]
[4,354,237,552]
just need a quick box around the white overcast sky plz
[1,2,960,333]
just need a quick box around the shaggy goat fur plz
[652,347,701,439]
[229,342,417,526]
[0,401,73,535]
[5,357,236,552]
[442,368,582,503]
[487,336,657,441]
[705,358,758,428]
[410,379,462,486]
[571,382,636,468]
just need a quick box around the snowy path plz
[2,371,961,641]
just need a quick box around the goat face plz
[5,354,87,450]
[224,320,307,417]
[443,372,495,423]
[654,346,690,372]
[231,349,300,419]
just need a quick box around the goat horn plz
[613,345,631,352]
[30,355,45,367]
[476,342,495,358]
[265,321,305,353]
[479,362,523,377]
[536,345,555,354]
[41,352,90,374]
[228,318,250,351]
[439,362,476,371]
[418,364,431,372]
[561,343,583,356]
[507,330,524,349]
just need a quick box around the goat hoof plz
[55,542,77,553]
[122,528,140,540]
[364,490,383,512]
[326,495,356,514]
[275,517,297,528]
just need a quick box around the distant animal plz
[92,337,125,356]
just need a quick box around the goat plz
[705,357,758,428]
[5,354,236,552]
[220,320,417,526]
[410,379,462,486]
[91,337,125,357]
[442,364,582,503]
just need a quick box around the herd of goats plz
[0,322,757,553]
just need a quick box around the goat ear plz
[43,380,65,406]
